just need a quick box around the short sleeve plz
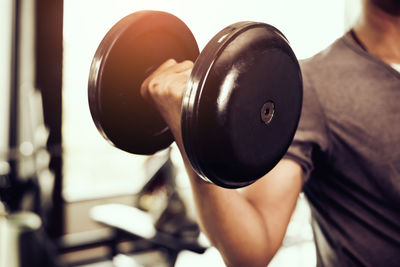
[284,63,331,183]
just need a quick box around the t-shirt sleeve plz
[284,65,331,183]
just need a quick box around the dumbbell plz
[88,10,302,188]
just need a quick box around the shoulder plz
[299,35,351,83]
[297,34,359,107]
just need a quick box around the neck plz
[353,0,400,64]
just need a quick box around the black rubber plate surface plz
[88,11,199,154]
[182,22,302,188]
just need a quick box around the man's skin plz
[140,1,400,266]
[355,0,400,65]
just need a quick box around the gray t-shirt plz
[285,33,400,266]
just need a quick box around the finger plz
[140,59,176,97]
[158,58,178,70]
[169,60,194,73]
[180,67,192,79]
[169,68,192,99]
[147,59,178,80]
[140,60,192,98]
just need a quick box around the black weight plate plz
[182,22,302,188]
[89,11,199,154]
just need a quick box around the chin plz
[370,0,400,16]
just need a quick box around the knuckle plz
[148,79,160,93]
[182,60,194,66]
[166,58,177,65]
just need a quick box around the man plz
[140,0,400,266]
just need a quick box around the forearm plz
[191,177,273,266]
[174,137,273,266]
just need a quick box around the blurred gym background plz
[0,0,361,266]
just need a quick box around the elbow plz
[220,245,275,267]
[224,254,273,267]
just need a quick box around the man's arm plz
[141,59,303,266]
[188,159,302,266]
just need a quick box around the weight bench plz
[90,203,209,266]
